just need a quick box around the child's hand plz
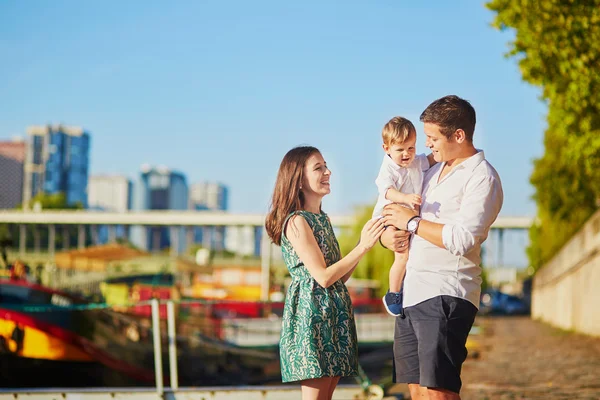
[405,194,422,208]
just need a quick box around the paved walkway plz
[462,316,600,399]
[388,316,600,399]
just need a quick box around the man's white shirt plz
[404,150,504,309]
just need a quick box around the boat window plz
[0,285,31,304]
[50,294,72,307]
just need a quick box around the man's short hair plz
[382,116,416,146]
[420,95,476,141]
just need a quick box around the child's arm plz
[386,188,422,209]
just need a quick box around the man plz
[381,95,503,400]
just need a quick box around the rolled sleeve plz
[442,175,503,256]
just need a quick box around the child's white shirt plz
[372,153,430,218]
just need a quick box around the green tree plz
[20,192,83,210]
[0,192,86,255]
[487,0,600,269]
[337,205,394,296]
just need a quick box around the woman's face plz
[301,152,331,197]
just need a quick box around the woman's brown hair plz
[265,146,321,245]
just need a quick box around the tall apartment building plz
[189,182,228,210]
[0,139,26,209]
[189,182,229,250]
[23,125,90,208]
[130,165,188,252]
[88,175,132,212]
[88,176,133,244]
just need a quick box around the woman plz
[265,146,385,400]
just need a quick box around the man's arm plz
[441,175,503,256]
[383,175,503,255]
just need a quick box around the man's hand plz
[382,203,418,230]
[381,226,412,252]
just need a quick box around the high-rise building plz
[189,182,228,211]
[88,175,132,213]
[225,225,262,257]
[189,182,229,250]
[0,139,26,209]
[23,125,90,208]
[88,176,133,244]
[130,165,188,252]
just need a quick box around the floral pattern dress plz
[279,210,358,383]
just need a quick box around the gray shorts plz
[393,295,477,394]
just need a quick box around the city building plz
[88,175,133,243]
[0,139,26,209]
[189,182,228,211]
[189,182,229,251]
[130,165,188,252]
[225,225,262,257]
[22,124,90,208]
[88,175,132,213]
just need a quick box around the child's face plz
[383,134,417,168]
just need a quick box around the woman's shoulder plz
[282,211,314,243]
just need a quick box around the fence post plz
[167,300,179,390]
[151,299,164,395]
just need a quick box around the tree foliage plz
[0,192,85,263]
[487,0,600,269]
[20,192,83,210]
[337,205,395,296]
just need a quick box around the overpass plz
[0,210,533,228]
[0,210,533,300]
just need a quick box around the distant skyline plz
[0,1,546,216]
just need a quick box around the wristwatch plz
[406,216,422,234]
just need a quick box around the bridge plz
[0,210,533,300]
[0,210,533,228]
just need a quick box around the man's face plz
[424,123,459,163]
[383,134,417,168]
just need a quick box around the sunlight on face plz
[302,153,331,197]
[384,134,417,167]
[424,122,457,163]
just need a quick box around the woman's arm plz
[286,215,384,288]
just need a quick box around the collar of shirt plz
[381,153,420,173]
[428,150,485,185]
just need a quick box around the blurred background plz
[0,1,598,399]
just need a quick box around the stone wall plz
[532,209,600,336]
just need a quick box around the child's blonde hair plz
[382,116,416,146]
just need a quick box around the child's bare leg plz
[389,250,408,293]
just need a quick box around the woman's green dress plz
[279,210,358,383]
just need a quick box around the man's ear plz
[454,129,466,144]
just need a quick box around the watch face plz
[408,218,419,232]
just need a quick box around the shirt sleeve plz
[441,174,504,256]
[416,153,430,172]
[375,161,403,196]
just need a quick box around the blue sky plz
[0,1,546,220]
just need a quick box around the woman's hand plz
[359,217,386,251]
